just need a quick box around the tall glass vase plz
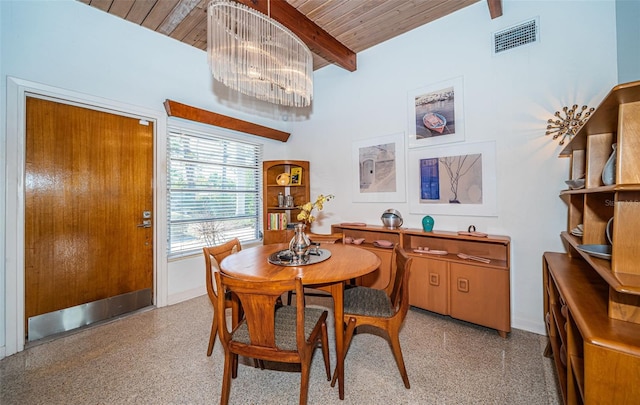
[289,223,311,262]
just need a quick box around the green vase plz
[422,215,434,232]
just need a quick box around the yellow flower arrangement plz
[297,194,334,224]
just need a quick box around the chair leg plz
[207,316,217,356]
[389,332,410,389]
[232,353,238,379]
[229,301,243,376]
[220,352,234,405]
[331,317,357,387]
[299,359,312,405]
[320,321,331,381]
[287,290,293,305]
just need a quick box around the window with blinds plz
[167,127,262,257]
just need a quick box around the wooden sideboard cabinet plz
[545,81,640,404]
[544,252,640,404]
[402,229,511,337]
[331,224,511,337]
[330,224,400,289]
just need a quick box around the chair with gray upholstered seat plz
[331,244,413,389]
[215,272,331,405]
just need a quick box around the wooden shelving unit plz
[262,160,309,245]
[544,80,640,404]
[331,224,511,337]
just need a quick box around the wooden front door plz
[24,97,154,332]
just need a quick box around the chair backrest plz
[203,238,242,301]
[215,272,307,353]
[389,245,413,314]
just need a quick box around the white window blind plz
[167,127,262,257]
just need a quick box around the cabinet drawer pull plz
[457,278,469,293]
[429,273,440,286]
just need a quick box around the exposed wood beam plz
[234,0,357,72]
[164,99,290,142]
[487,0,503,19]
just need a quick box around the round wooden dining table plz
[220,242,381,400]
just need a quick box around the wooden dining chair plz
[286,232,343,305]
[215,272,331,405]
[331,244,413,389]
[203,238,242,357]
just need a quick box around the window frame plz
[166,123,263,258]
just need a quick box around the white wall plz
[289,0,619,334]
[0,0,288,356]
[0,0,622,356]
[0,0,5,359]
[616,0,640,83]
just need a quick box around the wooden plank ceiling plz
[79,0,502,72]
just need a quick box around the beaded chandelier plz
[207,0,313,107]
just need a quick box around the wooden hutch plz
[543,81,640,404]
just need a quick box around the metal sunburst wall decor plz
[545,104,595,145]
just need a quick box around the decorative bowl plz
[606,217,613,245]
[381,209,403,229]
[565,179,585,190]
[577,244,611,260]
[373,239,393,248]
[352,238,365,245]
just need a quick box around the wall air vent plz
[493,18,538,54]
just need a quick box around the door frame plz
[4,77,168,356]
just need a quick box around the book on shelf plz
[268,213,288,230]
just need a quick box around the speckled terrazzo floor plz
[0,295,561,404]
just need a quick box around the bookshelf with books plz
[262,160,310,244]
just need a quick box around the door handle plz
[137,220,152,228]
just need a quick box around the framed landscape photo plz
[408,141,497,216]
[352,132,406,203]
[407,76,465,148]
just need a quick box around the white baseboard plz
[167,287,206,306]
[512,316,547,336]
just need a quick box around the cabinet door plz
[359,247,393,289]
[409,258,448,315]
[584,342,640,404]
[449,263,510,332]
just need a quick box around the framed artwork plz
[407,76,465,148]
[408,141,497,216]
[290,167,302,185]
[352,132,406,203]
